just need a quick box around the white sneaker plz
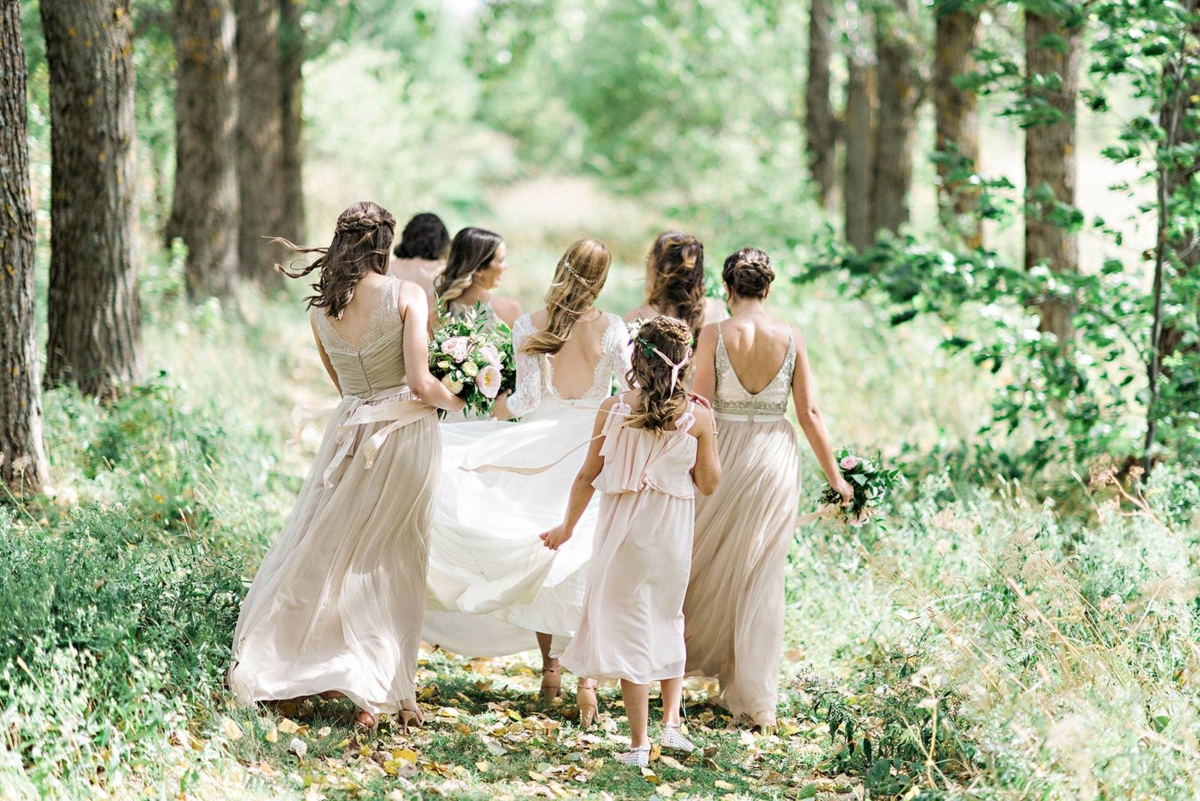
[614,746,651,767]
[661,722,696,753]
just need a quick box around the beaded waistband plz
[714,410,787,423]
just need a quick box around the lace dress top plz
[313,278,409,400]
[505,312,632,417]
[712,323,795,423]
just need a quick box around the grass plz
[3,272,1198,799]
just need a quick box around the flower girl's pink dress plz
[561,395,698,684]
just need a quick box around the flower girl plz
[539,316,721,767]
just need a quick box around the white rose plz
[441,374,463,394]
[462,360,479,378]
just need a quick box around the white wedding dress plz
[423,312,632,656]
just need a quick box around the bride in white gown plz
[423,239,630,713]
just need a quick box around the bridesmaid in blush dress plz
[541,317,721,767]
[432,227,522,332]
[683,248,853,732]
[623,231,727,342]
[388,212,450,296]
[229,202,465,731]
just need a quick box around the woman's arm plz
[690,323,718,403]
[494,315,541,419]
[690,405,721,496]
[540,400,613,549]
[310,315,342,396]
[399,282,467,414]
[791,326,853,502]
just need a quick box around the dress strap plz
[675,400,697,434]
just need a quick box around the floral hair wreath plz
[626,318,695,393]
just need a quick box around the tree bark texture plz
[278,0,305,244]
[870,0,919,237]
[805,0,836,208]
[236,0,284,285]
[934,3,981,247]
[170,0,240,301]
[844,55,876,251]
[40,0,142,398]
[0,0,49,492]
[1024,9,1081,343]
[1158,72,1199,372]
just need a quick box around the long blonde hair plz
[626,316,693,433]
[521,239,612,356]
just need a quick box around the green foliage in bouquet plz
[820,449,904,524]
[429,303,517,418]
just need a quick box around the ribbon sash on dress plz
[324,394,437,488]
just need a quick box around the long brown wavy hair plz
[434,227,504,304]
[275,201,396,318]
[521,239,612,356]
[645,231,706,338]
[626,316,693,433]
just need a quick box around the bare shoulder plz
[529,307,551,330]
[687,403,714,437]
[623,305,649,323]
[696,322,719,348]
[395,277,426,310]
[702,297,729,325]
[491,295,523,325]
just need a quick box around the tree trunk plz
[0,0,49,493]
[40,0,142,398]
[844,54,876,251]
[279,0,305,244]
[934,2,981,248]
[1024,9,1081,344]
[236,0,284,285]
[870,0,919,237]
[805,0,836,208]
[170,0,240,302]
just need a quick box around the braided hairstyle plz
[522,239,612,356]
[434,228,504,305]
[626,316,694,433]
[645,231,706,338]
[394,212,450,260]
[722,247,775,300]
[275,201,396,319]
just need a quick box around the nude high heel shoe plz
[576,678,599,728]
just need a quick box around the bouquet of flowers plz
[428,304,516,418]
[818,449,903,526]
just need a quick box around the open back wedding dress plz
[423,311,631,656]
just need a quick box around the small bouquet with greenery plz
[818,449,903,526]
[429,303,516,418]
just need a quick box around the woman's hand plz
[492,392,512,421]
[686,391,712,411]
[539,525,572,551]
[833,477,854,506]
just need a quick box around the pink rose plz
[440,336,471,363]
[477,365,503,399]
[840,455,859,470]
[477,342,502,366]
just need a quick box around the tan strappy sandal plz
[540,666,562,702]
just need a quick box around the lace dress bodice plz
[505,312,632,417]
[313,278,409,399]
[713,323,795,423]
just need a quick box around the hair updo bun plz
[722,247,775,299]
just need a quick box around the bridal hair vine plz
[562,258,594,285]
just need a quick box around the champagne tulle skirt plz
[683,418,801,726]
[229,389,439,716]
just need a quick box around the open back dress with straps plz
[230,277,441,716]
[682,322,802,727]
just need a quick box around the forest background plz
[2,0,1199,798]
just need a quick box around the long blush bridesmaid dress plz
[683,323,800,727]
[229,278,440,718]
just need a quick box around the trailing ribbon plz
[652,346,692,394]
[323,394,436,488]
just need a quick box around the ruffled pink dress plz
[560,396,698,685]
